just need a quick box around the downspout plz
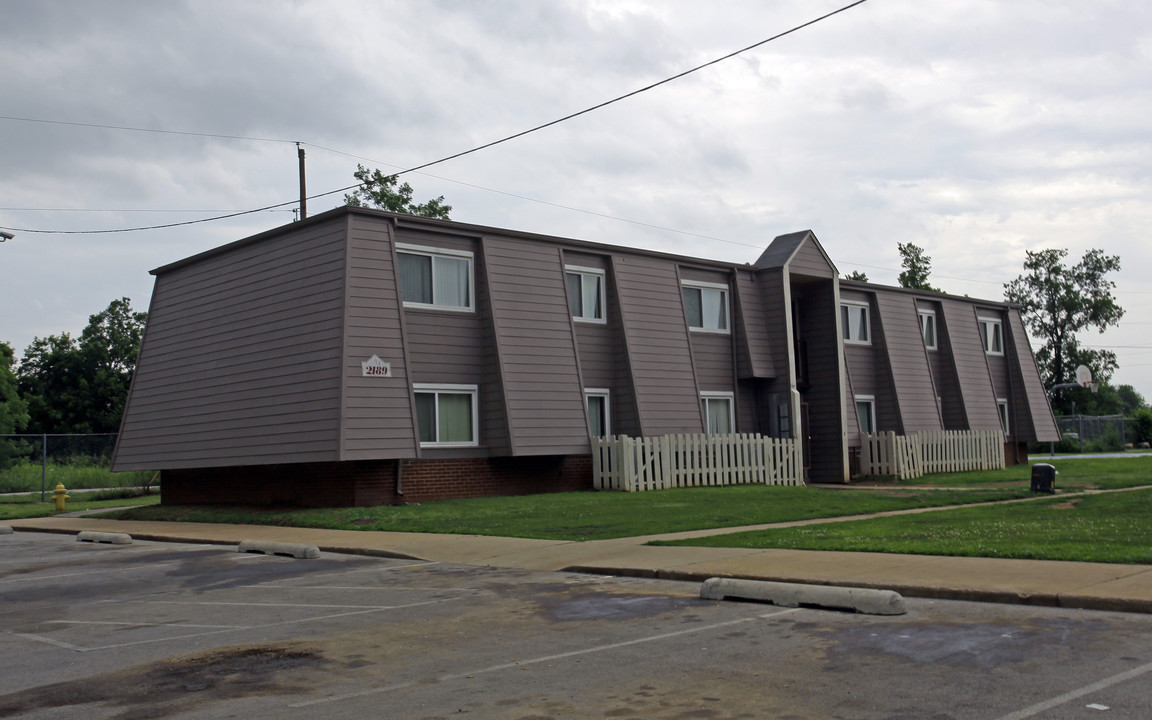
[395,458,404,501]
[730,267,740,429]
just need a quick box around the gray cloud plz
[2,0,1150,395]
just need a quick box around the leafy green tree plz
[1117,384,1146,415]
[0,341,29,434]
[1004,248,1123,410]
[897,242,940,292]
[844,270,869,282]
[17,298,148,433]
[0,341,31,470]
[344,165,452,219]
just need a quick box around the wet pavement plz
[3,531,1152,719]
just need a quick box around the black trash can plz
[1031,463,1056,493]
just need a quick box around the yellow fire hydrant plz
[52,483,70,512]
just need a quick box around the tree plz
[0,341,31,470]
[0,341,29,434]
[897,242,940,292]
[17,298,148,433]
[1117,384,1146,415]
[344,165,452,219]
[844,270,869,282]
[1004,248,1123,412]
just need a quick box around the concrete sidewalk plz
[8,515,1152,614]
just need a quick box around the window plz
[855,396,876,435]
[396,243,473,311]
[997,399,1009,435]
[413,384,478,447]
[682,281,729,333]
[841,302,870,344]
[585,389,610,437]
[700,392,734,435]
[566,266,605,323]
[979,317,1003,355]
[919,309,937,350]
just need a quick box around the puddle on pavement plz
[542,592,707,622]
[824,617,1109,669]
[0,644,326,719]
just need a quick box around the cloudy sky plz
[3,0,1150,397]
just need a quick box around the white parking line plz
[83,596,467,652]
[234,585,479,593]
[49,620,246,629]
[995,659,1152,720]
[139,600,400,609]
[14,633,89,652]
[291,607,803,708]
[251,561,440,585]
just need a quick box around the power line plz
[0,0,869,236]
[0,115,295,145]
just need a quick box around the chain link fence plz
[1054,415,1133,453]
[0,434,156,499]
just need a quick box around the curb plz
[563,565,1152,616]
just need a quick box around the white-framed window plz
[979,317,1004,355]
[565,266,605,323]
[682,280,729,333]
[396,243,474,312]
[855,395,876,435]
[997,399,1009,435]
[841,301,870,345]
[919,309,937,350]
[413,384,478,447]
[700,391,734,435]
[585,388,610,437]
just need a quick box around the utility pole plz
[297,143,307,220]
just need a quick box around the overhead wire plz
[0,0,869,236]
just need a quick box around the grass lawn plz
[654,487,1152,564]
[111,484,1034,541]
[0,462,157,494]
[884,455,1152,490]
[0,490,161,521]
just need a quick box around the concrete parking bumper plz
[9,516,1152,615]
[700,576,907,615]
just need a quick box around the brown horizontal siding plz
[404,310,484,385]
[482,235,588,455]
[843,345,876,398]
[614,255,702,436]
[1005,308,1060,442]
[114,222,347,470]
[690,332,733,392]
[939,299,1002,431]
[733,271,776,379]
[788,239,835,278]
[340,215,418,461]
[873,291,942,433]
[574,323,613,389]
[757,269,792,390]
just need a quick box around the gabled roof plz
[753,230,838,277]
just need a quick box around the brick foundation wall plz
[161,455,593,508]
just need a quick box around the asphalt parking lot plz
[3,531,1152,719]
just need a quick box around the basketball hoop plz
[1076,364,1093,389]
[1089,381,1100,394]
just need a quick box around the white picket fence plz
[860,430,1005,480]
[592,433,804,492]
